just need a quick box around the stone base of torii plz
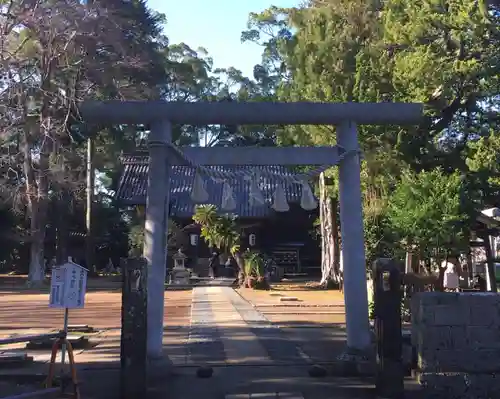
[81,101,423,362]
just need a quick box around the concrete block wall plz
[412,292,500,398]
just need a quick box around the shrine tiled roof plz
[116,154,305,218]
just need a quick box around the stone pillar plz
[337,121,370,351]
[372,258,403,398]
[144,120,171,358]
[121,257,148,399]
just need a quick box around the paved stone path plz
[188,287,310,366]
[189,286,270,365]
[176,287,375,399]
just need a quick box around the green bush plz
[243,250,269,289]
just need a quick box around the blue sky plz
[147,0,300,78]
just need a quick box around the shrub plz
[243,250,269,290]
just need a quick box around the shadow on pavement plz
[0,322,422,399]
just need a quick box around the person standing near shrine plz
[208,249,220,278]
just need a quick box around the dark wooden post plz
[121,257,148,399]
[372,258,404,399]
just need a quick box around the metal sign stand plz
[49,257,88,377]
[60,307,69,371]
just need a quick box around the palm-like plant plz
[192,204,218,227]
[242,250,268,289]
[193,205,269,288]
[193,204,219,249]
[214,215,241,256]
[193,205,240,256]
[243,250,264,277]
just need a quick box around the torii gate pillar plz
[337,121,371,350]
[143,120,172,358]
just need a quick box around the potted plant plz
[243,250,269,290]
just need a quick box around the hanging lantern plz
[249,173,265,206]
[249,233,256,247]
[300,180,318,210]
[191,171,209,203]
[272,183,289,212]
[221,181,237,211]
[190,233,199,246]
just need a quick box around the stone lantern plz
[173,249,187,270]
[170,249,190,285]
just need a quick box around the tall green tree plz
[0,0,170,283]
[388,168,471,261]
[465,131,500,207]
[243,0,500,270]
[383,0,500,172]
[242,1,405,272]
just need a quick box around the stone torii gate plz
[81,101,422,360]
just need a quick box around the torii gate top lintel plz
[80,101,423,126]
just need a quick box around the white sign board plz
[49,261,88,309]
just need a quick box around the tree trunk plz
[86,137,95,274]
[233,252,245,287]
[31,141,50,285]
[319,172,340,288]
[332,197,340,277]
[21,125,45,285]
[28,201,46,284]
[25,50,55,285]
[483,235,498,292]
[466,250,473,285]
[55,191,69,265]
[404,251,412,274]
[22,109,53,285]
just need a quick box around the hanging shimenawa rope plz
[165,143,361,212]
